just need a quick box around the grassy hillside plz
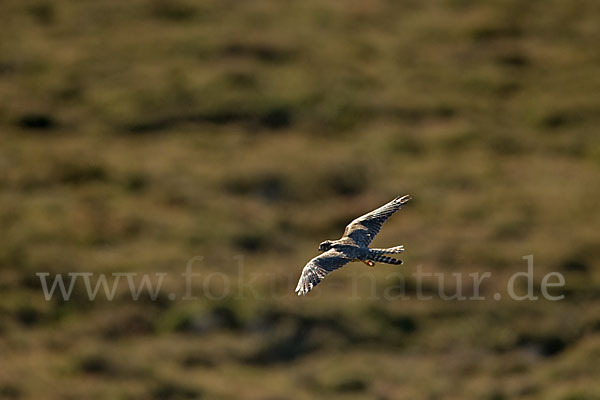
[1,0,600,399]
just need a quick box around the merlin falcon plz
[295,195,411,295]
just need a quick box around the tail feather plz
[370,246,404,255]
[368,253,403,265]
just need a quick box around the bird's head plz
[318,240,333,252]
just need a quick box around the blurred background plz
[1,0,600,399]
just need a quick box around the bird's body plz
[295,195,411,295]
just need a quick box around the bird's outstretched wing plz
[343,195,411,247]
[295,249,352,295]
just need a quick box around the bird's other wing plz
[343,194,411,247]
[295,249,352,295]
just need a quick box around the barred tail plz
[368,253,403,265]
[370,246,404,255]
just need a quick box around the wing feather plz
[343,195,411,247]
[295,249,351,295]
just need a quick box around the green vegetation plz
[1,0,600,399]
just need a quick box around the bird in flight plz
[295,195,411,295]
